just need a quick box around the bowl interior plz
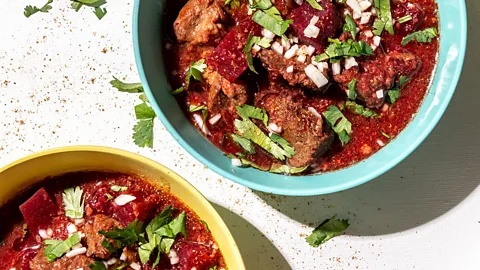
[133,0,467,195]
[0,146,245,269]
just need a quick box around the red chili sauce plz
[0,172,226,270]
[165,0,439,174]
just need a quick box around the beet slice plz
[19,188,57,234]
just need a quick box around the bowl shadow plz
[211,203,291,269]
[254,1,480,235]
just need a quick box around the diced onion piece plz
[262,28,275,39]
[297,54,306,63]
[359,0,372,11]
[344,9,351,16]
[286,65,294,73]
[347,0,362,14]
[360,12,372,24]
[107,258,118,265]
[72,243,83,250]
[165,43,172,50]
[376,89,384,99]
[209,114,221,125]
[114,194,136,206]
[306,45,316,56]
[284,44,299,59]
[311,59,319,67]
[345,57,358,70]
[281,38,291,50]
[231,159,242,167]
[38,229,49,239]
[298,45,308,55]
[169,250,180,265]
[67,224,77,234]
[130,262,141,270]
[120,252,127,261]
[353,11,361,19]
[371,7,377,15]
[272,42,284,55]
[295,0,304,4]
[305,64,329,88]
[310,15,320,25]
[292,36,299,43]
[304,25,320,38]
[382,103,390,112]
[74,218,85,225]
[193,113,210,135]
[252,44,261,53]
[46,228,53,237]
[317,62,329,72]
[377,139,385,147]
[373,36,381,47]
[268,123,282,133]
[65,247,87,258]
[308,107,323,120]
[332,62,341,75]
[78,232,86,239]
[364,30,373,37]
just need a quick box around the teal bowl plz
[133,0,467,196]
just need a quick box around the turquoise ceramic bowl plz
[133,1,467,196]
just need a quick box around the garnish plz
[381,131,391,139]
[243,33,272,74]
[133,102,156,148]
[98,219,144,248]
[251,2,292,36]
[171,87,184,95]
[110,77,144,93]
[62,187,84,219]
[347,79,357,100]
[89,261,107,270]
[200,220,211,232]
[24,0,53,18]
[343,14,357,40]
[269,133,295,157]
[111,185,128,192]
[209,266,218,270]
[94,7,107,20]
[401,28,438,46]
[398,14,413,24]
[105,193,114,200]
[373,0,394,35]
[236,104,269,126]
[225,0,241,8]
[305,0,323,10]
[101,239,117,253]
[387,75,410,104]
[232,134,256,154]
[306,215,350,247]
[71,0,108,19]
[44,233,81,262]
[345,100,379,118]
[269,164,308,174]
[322,105,352,145]
[189,104,208,122]
[186,59,207,87]
[315,39,373,62]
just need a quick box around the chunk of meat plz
[334,52,421,108]
[203,67,248,113]
[392,2,425,35]
[288,1,342,52]
[29,247,94,270]
[84,214,123,259]
[174,0,227,45]
[175,241,220,270]
[273,0,295,16]
[256,85,334,167]
[19,188,58,235]
[257,48,329,91]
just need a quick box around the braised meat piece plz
[203,66,248,113]
[385,52,422,86]
[30,247,94,270]
[256,85,334,167]
[392,2,425,35]
[84,214,123,259]
[174,0,227,45]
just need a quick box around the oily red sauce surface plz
[0,172,226,269]
[166,0,439,174]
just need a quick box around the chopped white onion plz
[295,0,304,4]
[193,113,210,135]
[252,44,261,53]
[231,159,242,167]
[353,11,362,19]
[311,59,320,67]
[65,247,87,258]
[72,243,83,250]
[209,114,222,125]
[345,57,358,70]
[23,245,41,251]
[373,36,381,47]
[165,43,172,50]
[344,9,351,16]
[281,38,291,50]
[46,228,53,237]
[297,54,306,63]
[371,7,377,15]
[67,224,77,234]
[382,103,390,112]
[347,0,362,14]
[364,29,373,37]
[292,36,299,43]
[332,62,341,75]
[305,64,329,88]
[304,25,320,38]
[310,15,320,25]
[370,44,378,51]
[308,107,323,120]
[262,28,275,39]
[360,12,372,24]
[78,232,86,239]
[376,89,384,99]
[377,139,385,147]
[114,194,136,206]
[359,0,372,11]
[130,262,141,270]
[298,45,308,55]
[74,218,85,225]
[286,65,294,73]
[169,250,180,265]
[317,62,329,72]
[120,252,127,261]
[306,45,316,56]
[268,123,282,133]
[272,42,284,55]
[107,258,118,265]
[38,229,49,239]
[284,44,299,59]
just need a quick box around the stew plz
[165,0,439,174]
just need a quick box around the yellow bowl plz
[0,146,245,269]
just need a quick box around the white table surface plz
[1,0,478,269]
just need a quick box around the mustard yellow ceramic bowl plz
[0,146,245,269]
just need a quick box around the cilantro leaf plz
[89,261,107,270]
[243,33,273,74]
[44,233,81,262]
[401,28,438,46]
[71,1,83,11]
[62,187,84,219]
[111,185,128,192]
[94,7,107,20]
[315,39,373,63]
[133,119,154,148]
[24,0,53,18]
[139,93,148,103]
[225,0,241,8]
[186,59,207,87]
[101,239,117,253]
[269,164,308,174]
[381,131,391,139]
[373,0,394,35]
[398,14,413,24]
[345,100,379,118]
[135,103,156,120]
[236,104,269,126]
[189,104,208,123]
[200,220,211,232]
[209,266,218,270]
[171,87,184,95]
[249,0,273,10]
[139,241,157,265]
[372,20,386,36]
[252,9,292,36]
[322,106,352,146]
[305,0,323,10]
[347,79,357,100]
[110,76,144,93]
[73,0,106,7]
[98,219,144,248]
[343,14,357,40]
[387,88,400,104]
[306,215,350,247]
[145,205,173,242]
[105,193,114,200]
[269,133,295,157]
[232,134,255,154]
